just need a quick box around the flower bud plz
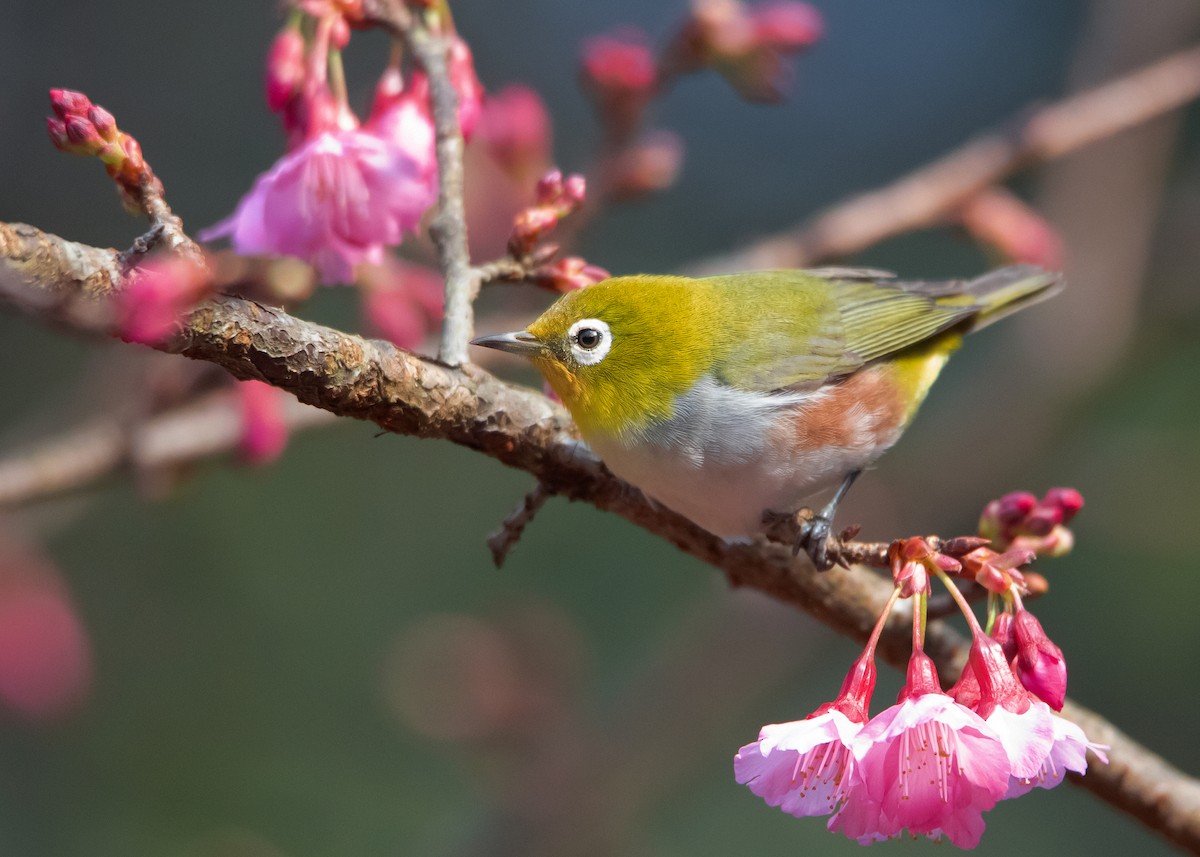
[478,85,551,180]
[49,88,92,119]
[606,130,684,200]
[448,36,484,141]
[580,30,657,136]
[1043,487,1084,523]
[46,117,71,150]
[1013,609,1067,710]
[532,257,609,293]
[64,116,101,149]
[750,1,823,49]
[87,105,117,141]
[266,27,307,113]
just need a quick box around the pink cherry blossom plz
[1006,713,1109,798]
[200,129,435,284]
[735,710,863,818]
[119,256,210,345]
[836,692,1010,847]
[367,68,438,178]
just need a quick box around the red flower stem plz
[864,587,902,658]
[935,568,985,637]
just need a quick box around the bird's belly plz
[591,431,859,537]
[586,370,911,538]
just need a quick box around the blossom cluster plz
[735,491,1105,848]
[200,2,483,286]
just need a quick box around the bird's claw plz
[794,514,837,571]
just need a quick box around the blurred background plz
[2,0,1199,854]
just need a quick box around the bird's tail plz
[950,265,1065,332]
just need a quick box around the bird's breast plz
[586,364,921,537]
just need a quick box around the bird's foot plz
[794,514,836,571]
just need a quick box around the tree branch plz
[3,231,1199,851]
[690,42,1200,274]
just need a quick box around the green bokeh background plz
[2,1,1199,855]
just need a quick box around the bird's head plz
[472,275,721,437]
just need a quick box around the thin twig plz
[397,10,477,366]
[688,42,1200,275]
[487,483,551,568]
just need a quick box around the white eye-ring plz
[568,318,612,365]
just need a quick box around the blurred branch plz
[690,41,1200,274]
[0,393,335,509]
[6,41,1200,853]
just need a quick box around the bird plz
[472,265,1062,569]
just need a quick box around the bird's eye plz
[575,327,602,349]
[567,318,612,365]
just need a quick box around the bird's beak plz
[470,329,545,358]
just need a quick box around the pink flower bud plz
[991,611,1017,661]
[580,30,657,136]
[330,15,351,49]
[532,257,609,292]
[237,380,290,465]
[45,117,70,150]
[1013,610,1066,710]
[119,256,211,345]
[266,28,307,113]
[1043,487,1084,523]
[448,36,484,141]
[87,105,117,140]
[606,130,684,200]
[535,169,564,204]
[49,88,92,120]
[561,173,588,207]
[64,116,101,149]
[580,31,657,93]
[750,1,823,49]
[478,84,551,180]
[508,206,561,257]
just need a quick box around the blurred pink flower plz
[959,187,1065,269]
[448,36,484,141]
[0,584,92,720]
[119,256,210,345]
[360,258,444,350]
[605,130,684,200]
[580,29,658,136]
[368,68,438,178]
[478,84,552,181]
[200,129,435,284]
[237,380,290,465]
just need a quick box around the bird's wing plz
[709,269,979,392]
